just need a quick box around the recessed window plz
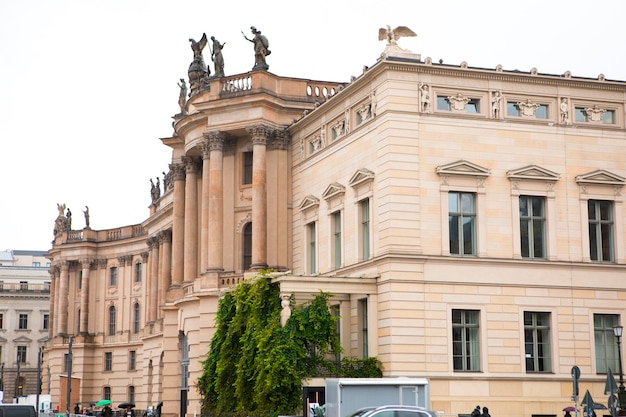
[134,263,142,283]
[449,192,476,256]
[133,303,141,334]
[332,211,342,270]
[588,200,614,262]
[242,152,253,185]
[17,346,27,363]
[535,104,548,119]
[18,313,28,330]
[129,351,136,371]
[360,199,371,261]
[108,306,116,336]
[43,313,49,330]
[452,309,480,371]
[466,98,480,113]
[105,352,113,371]
[242,222,252,271]
[520,196,546,259]
[110,267,118,286]
[524,312,551,372]
[437,96,450,111]
[307,222,317,274]
[594,314,619,374]
[508,102,520,117]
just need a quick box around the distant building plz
[45,39,626,417]
[0,250,50,402]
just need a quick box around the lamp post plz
[613,325,626,415]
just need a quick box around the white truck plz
[324,378,431,417]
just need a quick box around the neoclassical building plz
[45,36,626,417]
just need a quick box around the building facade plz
[0,250,50,403]
[44,41,626,417]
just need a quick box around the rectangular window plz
[603,110,615,124]
[449,192,476,255]
[110,267,118,286]
[135,263,142,283]
[437,96,450,111]
[20,281,28,291]
[308,222,316,274]
[332,211,342,270]
[507,102,520,117]
[104,387,111,400]
[452,309,480,371]
[520,196,546,259]
[242,152,253,185]
[32,262,40,267]
[129,351,136,371]
[64,353,70,372]
[535,104,548,119]
[466,98,480,113]
[359,298,368,358]
[105,352,113,371]
[588,200,614,262]
[575,107,588,122]
[18,313,28,330]
[524,312,551,372]
[360,199,370,261]
[43,313,49,330]
[0,313,3,329]
[17,346,27,363]
[594,314,620,374]
[129,386,135,404]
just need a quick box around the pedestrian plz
[471,406,481,417]
[481,406,490,417]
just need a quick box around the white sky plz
[1,0,625,251]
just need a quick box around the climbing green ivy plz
[198,271,381,417]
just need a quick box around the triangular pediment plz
[576,170,625,186]
[349,169,375,188]
[507,165,560,181]
[13,335,32,343]
[436,160,491,177]
[322,183,346,200]
[298,195,320,211]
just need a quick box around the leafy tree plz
[198,271,381,417]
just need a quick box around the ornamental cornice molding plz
[378,61,626,93]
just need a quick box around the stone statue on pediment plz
[188,33,211,95]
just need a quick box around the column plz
[159,230,172,307]
[58,261,70,335]
[147,236,160,323]
[206,131,225,270]
[79,259,92,334]
[48,267,58,338]
[199,140,211,272]
[170,163,186,286]
[183,156,199,282]
[247,125,270,269]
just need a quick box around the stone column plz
[199,141,211,273]
[147,236,160,323]
[159,229,172,306]
[183,156,200,282]
[58,261,70,335]
[205,131,225,270]
[247,125,271,269]
[48,266,59,338]
[79,259,92,334]
[170,163,186,286]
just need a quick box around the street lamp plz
[613,325,626,415]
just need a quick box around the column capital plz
[169,162,186,181]
[182,156,201,174]
[159,229,172,242]
[247,125,273,145]
[97,258,108,269]
[141,251,149,262]
[269,129,291,150]
[60,260,70,271]
[147,236,160,250]
[117,255,133,266]
[79,258,94,269]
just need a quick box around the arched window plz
[133,303,141,334]
[242,222,252,270]
[108,305,116,336]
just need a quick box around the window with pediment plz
[349,169,375,262]
[576,169,625,263]
[299,195,320,274]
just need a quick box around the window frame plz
[129,350,136,371]
[108,305,116,336]
[331,210,342,270]
[18,313,28,330]
[307,221,317,274]
[452,309,480,372]
[588,199,614,262]
[524,311,552,373]
[133,302,141,334]
[448,191,476,256]
[109,266,118,287]
[594,313,620,374]
[359,198,371,261]
[134,262,142,283]
[104,352,113,372]
[17,346,27,363]
[519,195,547,259]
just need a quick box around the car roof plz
[361,405,436,417]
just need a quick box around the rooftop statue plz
[188,33,210,95]
[378,25,417,46]
[242,26,270,71]
[378,25,419,60]
[210,36,226,78]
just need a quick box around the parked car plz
[347,405,437,417]
[0,404,37,417]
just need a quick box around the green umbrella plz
[95,400,111,407]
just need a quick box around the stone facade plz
[45,51,626,417]
[0,250,50,403]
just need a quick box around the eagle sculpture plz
[378,25,417,46]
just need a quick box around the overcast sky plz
[1,0,625,251]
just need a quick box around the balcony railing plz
[0,283,50,293]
